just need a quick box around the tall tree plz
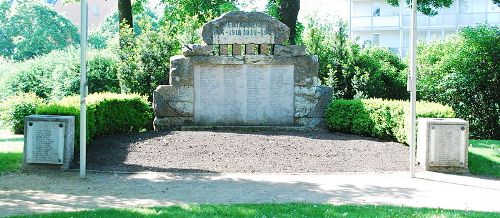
[278,0,300,44]
[267,0,300,44]
[118,0,133,29]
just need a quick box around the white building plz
[350,0,500,56]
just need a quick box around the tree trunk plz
[118,0,133,47]
[279,0,300,44]
[118,0,133,28]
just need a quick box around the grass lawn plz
[469,140,500,178]
[0,129,23,173]
[0,152,22,173]
[10,204,499,218]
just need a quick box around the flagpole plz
[79,0,88,178]
[409,0,417,178]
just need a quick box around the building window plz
[92,4,99,16]
[372,33,380,45]
[373,2,381,16]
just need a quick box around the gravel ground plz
[84,130,409,173]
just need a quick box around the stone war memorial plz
[153,11,332,129]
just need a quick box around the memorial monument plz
[23,115,75,171]
[153,11,332,129]
[417,118,469,173]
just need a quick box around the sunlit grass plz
[10,204,498,218]
[0,152,22,173]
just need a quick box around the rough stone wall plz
[153,45,332,130]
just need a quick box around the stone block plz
[308,86,333,118]
[417,118,469,173]
[274,45,307,56]
[170,56,193,86]
[154,117,194,130]
[23,115,75,171]
[182,44,214,56]
[202,11,289,45]
[154,85,193,102]
[294,95,317,118]
[295,117,325,128]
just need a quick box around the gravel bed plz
[84,130,409,173]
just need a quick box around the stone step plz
[180,125,313,132]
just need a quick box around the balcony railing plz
[351,12,500,29]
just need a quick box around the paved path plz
[0,171,499,217]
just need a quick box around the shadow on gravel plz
[0,172,419,217]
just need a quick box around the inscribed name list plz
[194,64,294,125]
[26,121,64,164]
[429,124,466,166]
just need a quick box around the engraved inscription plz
[26,121,64,164]
[194,64,293,125]
[212,22,275,44]
[429,124,466,166]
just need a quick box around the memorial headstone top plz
[201,11,290,45]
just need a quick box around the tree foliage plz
[303,17,407,100]
[387,0,499,16]
[116,19,181,101]
[417,24,500,139]
[0,0,79,60]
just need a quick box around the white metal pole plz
[349,0,352,39]
[409,0,417,178]
[79,0,88,178]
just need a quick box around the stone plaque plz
[429,124,467,167]
[26,121,65,164]
[202,11,289,45]
[194,64,294,125]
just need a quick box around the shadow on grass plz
[10,203,499,218]
[469,152,500,178]
[0,137,23,143]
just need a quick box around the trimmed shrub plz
[325,99,455,144]
[0,93,44,134]
[417,24,499,139]
[36,93,153,148]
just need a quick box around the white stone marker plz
[417,118,469,173]
[24,115,75,171]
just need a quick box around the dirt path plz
[1,171,499,217]
[84,130,409,173]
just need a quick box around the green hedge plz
[36,93,153,148]
[325,99,455,144]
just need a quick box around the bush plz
[325,99,455,144]
[36,93,153,148]
[117,20,181,101]
[417,24,500,139]
[0,93,44,134]
[2,48,120,100]
[352,47,407,99]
